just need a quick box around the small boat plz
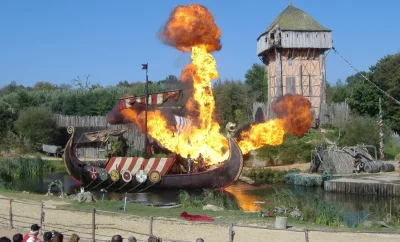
[63,126,244,191]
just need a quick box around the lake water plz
[9,172,400,215]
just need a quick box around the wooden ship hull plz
[63,127,244,191]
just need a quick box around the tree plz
[32,81,57,91]
[0,102,18,135]
[14,107,58,148]
[244,63,267,102]
[331,79,351,103]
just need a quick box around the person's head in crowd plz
[43,232,53,242]
[53,233,64,242]
[0,237,12,242]
[69,234,80,242]
[12,234,23,242]
[111,235,123,242]
[127,237,137,242]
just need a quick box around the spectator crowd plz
[0,224,205,242]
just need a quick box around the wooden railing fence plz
[2,197,400,242]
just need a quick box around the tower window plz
[288,56,293,66]
[287,34,289,37]
[270,33,275,40]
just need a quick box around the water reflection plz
[9,172,400,214]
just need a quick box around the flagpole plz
[145,63,149,152]
[379,97,384,161]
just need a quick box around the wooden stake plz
[92,208,96,242]
[229,223,234,242]
[149,216,154,236]
[9,199,13,229]
[40,202,44,235]
[304,229,309,242]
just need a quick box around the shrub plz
[339,115,392,151]
[246,168,301,184]
[14,107,58,150]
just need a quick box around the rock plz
[363,221,373,228]
[239,176,256,185]
[290,208,303,220]
[376,221,391,228]
[73,192,94,203]
[203,204,224,212]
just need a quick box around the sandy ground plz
[1,197,400,242]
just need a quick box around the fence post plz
[9,199,13,229]
[149,216,153,236]
[92,208,96,242]
[40,202,44,235]
[229,223,234,242]
[304,229,309,242]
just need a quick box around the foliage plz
[284,173,323,186]
[244,63,268,102]
[256,130,320,165]
[246,168,301,184]
[0,156,56,188]
[14,107,58,150]
[0,101,18,135]
[178,189,239,210]
[338,115,392,151]
[213,79,252,126]
[265,189,344,226]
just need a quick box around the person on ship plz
[196,153,204,172]
[22,224,41,242]
[187,154,194,173]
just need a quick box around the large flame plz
[113,4,313,165]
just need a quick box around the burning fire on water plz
[109,4,313,165]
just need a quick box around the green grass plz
[265,189,345,227]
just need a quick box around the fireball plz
[116,4,313,165]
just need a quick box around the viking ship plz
[63,126,244,191]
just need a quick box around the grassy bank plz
[265,189,400,228]
[0,156,65,188]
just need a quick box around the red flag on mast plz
[142,64,148,70]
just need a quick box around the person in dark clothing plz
[12,234,23,242]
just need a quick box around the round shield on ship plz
[135,170,147,183]
[149,170,161,183]
[110,170,120,182]
[89,167,98,180]
[98,168,108,181]
[122,170,132,183]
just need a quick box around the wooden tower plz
[257,2,332,127]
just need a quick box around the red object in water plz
[180,212,215,222]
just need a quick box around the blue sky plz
[1,0,399,88]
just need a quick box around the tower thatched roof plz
[265,2,331,33]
